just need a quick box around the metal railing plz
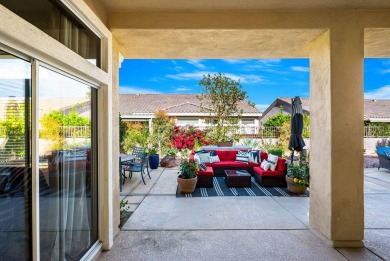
[59,126,91,138]
[364,126,390,138]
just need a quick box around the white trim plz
[60,0,110,38]
[98,84,113,250]
[39,62,100,89]
[369,118,390,122]
[80,241,102,261]
[32,60,40,261]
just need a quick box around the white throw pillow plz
[236,150,249,163]
[267,154,279,171]
[261,159,271,171]
[209,155,220,163]
[194,153,200,164]
[198,152,211,163]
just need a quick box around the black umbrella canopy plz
[288,96,305,152]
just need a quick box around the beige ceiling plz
[99,0,390,12]
[112,29,326,58]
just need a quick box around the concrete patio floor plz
[99,167,390,260]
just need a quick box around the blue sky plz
[119,59,390,112]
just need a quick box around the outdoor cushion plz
[198,163,207,171]
[209,155,220,163]
[197,166,214,176]
[198,152,211,163]
[229,161,250,168]
[248,150,260,164]
[227,150,239,161]
[210,161,235,167]
[236,151,249,163]
[267,154,279,171]
[216,150,229,161]
[276,158,287,172]
[260,152,268,161]
[260,160,271,171]
[253,166,284,177]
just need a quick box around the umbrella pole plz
[290,149,294,165]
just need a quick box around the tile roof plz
[277,97,390,120]
[119,94,260,115]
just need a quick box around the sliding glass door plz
[38,67,98,260]
[0,50,32,260]
[0,48,98,260]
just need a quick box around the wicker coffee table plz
[224,169,251,187]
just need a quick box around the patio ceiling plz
[99,0,390,12]
[111,29,326,59]
[97,1,390,59]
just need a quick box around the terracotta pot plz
[177,175,198,194]
[216,142,233,147]
[285,176,307,194]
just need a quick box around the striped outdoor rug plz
[176,177,310,198]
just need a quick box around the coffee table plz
[224,169,251,187]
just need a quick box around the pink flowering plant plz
[169,126,213,152]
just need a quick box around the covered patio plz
[99,166,390,260]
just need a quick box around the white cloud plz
[365,85,390,99]
[381,69,390,74]
[175,87,190,92]
[291,66,310,72]
[187,59,206,70]
[255,104,270,112]
[120,86,161,94]
[166,71,212,81]
[166,71,264,84]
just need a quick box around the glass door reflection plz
[39,67,98,260]
[0,50,32,260]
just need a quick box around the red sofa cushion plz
[260,151,268,161]
[276,158,287,172]
[229,161,250,168]
[253,166,284,177]
[215,150,228,161]
[197,166,214,176]
[227,150,238,161]
[210,161,233,167]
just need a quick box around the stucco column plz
[309,25,364,247]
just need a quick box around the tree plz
[121,122,149,153]
[148,110,175,155]
[263,106,290,127]
[197,73,253,142]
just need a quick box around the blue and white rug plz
[176,177,310,198]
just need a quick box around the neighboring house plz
[120,94,262,134]
[261,97,390,124]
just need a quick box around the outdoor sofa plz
[376,146,390,171]
[190,149,287,188]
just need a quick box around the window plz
[38,67,98,260]
[0,50,32,260]
[1,0,101,67]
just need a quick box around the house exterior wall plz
[0,0,114,259]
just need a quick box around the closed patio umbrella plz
[289,96,305,164]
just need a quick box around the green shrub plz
[268,148,283,157]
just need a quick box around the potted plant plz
[177,160,198,194]
[286,164,309,194]
[148,148,159,169]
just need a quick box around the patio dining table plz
[120,154,136,192]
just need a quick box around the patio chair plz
[123,152,151,185]
[376,146,390,171]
